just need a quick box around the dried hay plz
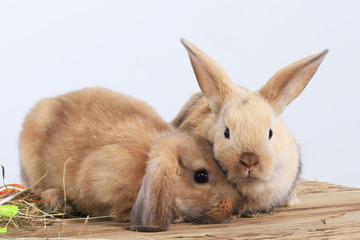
[0,165,111,237]
[0,164,65,235]
[0,185,62,231]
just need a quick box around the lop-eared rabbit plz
[20,88,243,232]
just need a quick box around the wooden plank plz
[3,180,360,239]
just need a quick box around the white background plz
[1,1,359,188]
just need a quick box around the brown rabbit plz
[173,39,328,214]
[19,88,243,232]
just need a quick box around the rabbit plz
[19,87,244,232]
[172,39,328,215]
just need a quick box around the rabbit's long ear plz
[181,38,236,114]
[259,49,328,116]
[130,140,180,232]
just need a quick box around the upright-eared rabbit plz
[173,39,328,214]
[19,88,243,232]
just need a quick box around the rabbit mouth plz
[212,157,265,189]
[240,169,261,180]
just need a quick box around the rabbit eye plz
[224,127,230,139]
[269,128,273,139]
[194,169,209,184]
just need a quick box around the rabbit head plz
[131,132,244,232]
[176,39,328,212]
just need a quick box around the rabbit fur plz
[172,39,328,214]
[19,88,244,232]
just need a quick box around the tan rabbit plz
[173,39,328,214]
[19,88,244,232]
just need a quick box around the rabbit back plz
[20,88,171,216]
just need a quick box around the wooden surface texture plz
[3,180,360,239]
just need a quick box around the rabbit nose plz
[239,152,259,169]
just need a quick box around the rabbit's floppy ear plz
[181,38,236,114]
[259,49,328,116]
[130,138,180,232]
